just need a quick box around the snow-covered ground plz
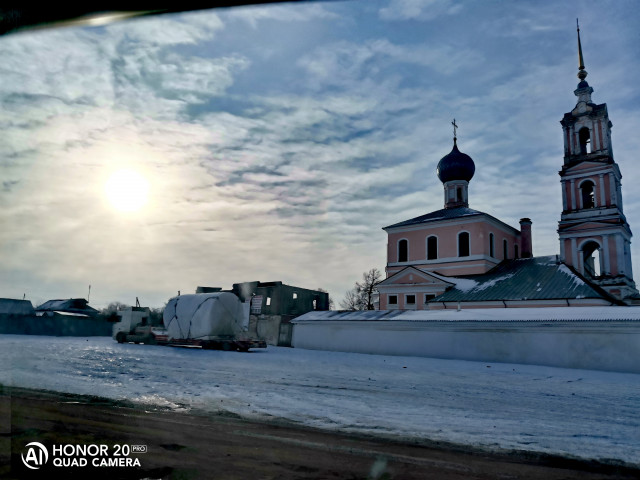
[2,335,639,466]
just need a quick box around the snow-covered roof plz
[35,310,92,318]
[293,306,640,323]
[383,206,518,233]
[377,266,455,287]
[383,206,483,230]
[36,299,68,310]
[36,298,99,316]
[430,256,613,303]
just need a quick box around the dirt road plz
[1,386,637,479]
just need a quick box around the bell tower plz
[558,21,638,302]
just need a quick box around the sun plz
[104,169,150,213]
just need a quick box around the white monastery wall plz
[292,308,640,373]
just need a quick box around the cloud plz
[298,38,480,88]
[2,180,19,192]
[112,50,250,106]
[227,3,338,28]
[106,10,224,46]
[379,0,462,21]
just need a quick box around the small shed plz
[0,298,35,316]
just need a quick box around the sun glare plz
[105,169,150,213]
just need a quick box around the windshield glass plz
[1,2,638,308]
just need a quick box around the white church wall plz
[292,311,640,373]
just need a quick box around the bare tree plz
[340,268,382,311]
[101,301,130,314]
[98,301,130,322]
[340,288,364,311]
[148,306,164,325]
[99,300,165,324]
[316,288,335,310]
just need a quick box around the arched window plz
[514,244,519,259]
[458,232,470,257]
[489,233,495,258]
[582,241,602,278]
[581,180,595,209]
[579,127,591,154]
[503,239,508,260]
[427,236,438,260]
[398,239,408,262]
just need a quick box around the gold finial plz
[577,19,587,81]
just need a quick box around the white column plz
[570,180,576,210]
[616,236,625,275]
[603,235,611,274]
[599,174,605,207]
[571,237,578,269]
[561,181,568,210]
[618,183,624,212]
[610,173,617,206]
[578,247,584,275]
[560,237,566,261]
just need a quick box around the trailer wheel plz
[116,332,127,344]
[222,342,232,351]
[237,346,249,352]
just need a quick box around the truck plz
[112,292,267,351]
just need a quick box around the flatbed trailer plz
[113,295,268,352]
[115,326,266,352]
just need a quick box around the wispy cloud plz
[379,0,462,21]
[227,3,338,28]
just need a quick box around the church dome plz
[436,139,475,183]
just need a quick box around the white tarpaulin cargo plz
[163,293,247,340]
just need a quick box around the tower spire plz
[577,19,587,81]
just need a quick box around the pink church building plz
[377,27,639,310]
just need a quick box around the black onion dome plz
[436,139,475,183]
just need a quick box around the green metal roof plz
[431,256,614,303]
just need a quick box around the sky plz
[1,0,639,309]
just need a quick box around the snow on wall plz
[292,307,640,373]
